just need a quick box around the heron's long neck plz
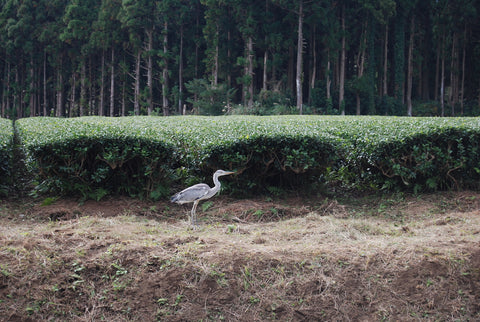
[212,173,221,189]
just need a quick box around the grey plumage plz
[171,170,235,227]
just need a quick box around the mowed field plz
[1,191,479,321]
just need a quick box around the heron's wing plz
[171,183,211,204]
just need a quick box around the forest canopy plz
[0,0,479,118]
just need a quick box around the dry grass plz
[1,191,479,320]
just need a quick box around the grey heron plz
[170,169,235,228]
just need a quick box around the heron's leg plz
[191,201,199,227]
[189,203,195,226]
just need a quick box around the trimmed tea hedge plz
[157,116,344,190]
[0,118,13,195]
[16,116,344,196]
[334,117,480,192]
[14,116,480,198]
[16,117,176,199]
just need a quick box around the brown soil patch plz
[1,192,479,320]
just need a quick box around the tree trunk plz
[1,63,5,117]
[417,46,423,99]
[296,0,303,114]
[88,58,94,115]
[394,16,405,106]
[162,21,169,116]
[241,36,254,109]
[326,49,331,101]
[14,68,20,118]
[247,36,254,109]
[1,61,8,118]
[478,76,480,111]
[262,0,268,92]
[213,22,219,86]
[178,24,184,115]
[450,32,457,116]
[6,62,11,118]
[339,4,346,115]
[406,15,415,117]
[460,25,466,115]
[121,65,126,117]
[440,34,445,117]
[356,21,367,116]
[263,49,268,91]
[434,37,440,102]
[227,30,232,89]
[194,4,200,79]
[333,50,339,89]
[29,55,35,117]
[43,51,47,116]
[70,72,76,117]
[99,49,105,116]
[242,63,246,106]
[134,50,141,116]
[383,24,388,97]
[56,66,63,117]
[309,25,316,104]
[110,47,115,116]
[366,19,375,115]
[146,29,153,115]
[80,62,86,116]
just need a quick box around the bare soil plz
[1,191,479,321]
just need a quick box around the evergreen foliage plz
[0,0,479,117]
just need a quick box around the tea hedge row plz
[332,117,480,192]
[169,116,480,192]
[0,118,13,195]
[13,116,480,198]
[15,116,342,197]
[16,117,176,199]
[157,116,343,190]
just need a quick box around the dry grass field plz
[1,191,479,321]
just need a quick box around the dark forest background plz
[1,0,479,118]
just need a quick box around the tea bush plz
[161,116,343,191]
[16,117,176,199]
[335,117,480,192]
[0,118,13,196]
[14,115,480,198]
